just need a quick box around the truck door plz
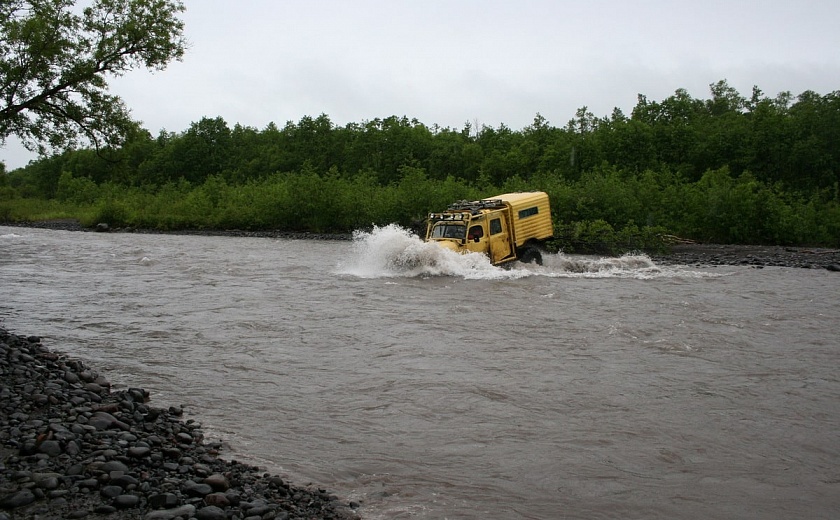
[488,212,514,264]
[464,217,486,254]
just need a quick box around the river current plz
[1,225,838,519]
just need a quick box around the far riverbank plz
[4,220,840,270]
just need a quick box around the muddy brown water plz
[2,225,838,519]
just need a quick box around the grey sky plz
[3,0,839,170]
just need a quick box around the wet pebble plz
[195,505,227,520]
[144,503,195,520]
[113,494,141,508]
[204,473,230,492]
[127,446,151,458]
[183,481,213,497]
[0,489,36,509]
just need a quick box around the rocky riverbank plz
[0,328,359,520]
[650,243,840,271]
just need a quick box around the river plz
[1,225,838,519]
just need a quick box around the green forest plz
[2,80,839,252]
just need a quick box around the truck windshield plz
[431,223,466,239]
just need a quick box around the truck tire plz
[519,246,543,265]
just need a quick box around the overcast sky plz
[3,0,840,170]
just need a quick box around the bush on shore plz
[3,165,839,253]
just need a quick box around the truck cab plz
[425,192,552,266]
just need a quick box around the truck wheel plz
[519,247,543,265]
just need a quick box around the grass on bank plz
[0,197,99,225]
[3,166,840,255]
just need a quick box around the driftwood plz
[659,234,696,244]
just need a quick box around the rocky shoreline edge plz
[650,243,840,271]
[0,328,359,520]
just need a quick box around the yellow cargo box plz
[492,192,553,248]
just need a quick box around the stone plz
[243,501,273,516]
[119,432,139,442]
[111,473,139,488]
[268,475,287,488]
[148,492,179,509]
[95,402,120,413]
[38,440,62,457]
[113,494,140,508]
[100,460,130,473]
[100,485,123,498]
[32,472,62,482]
[0,489,36,509]
[35,476,60,490]
[144,504,196,520]
[204,473,230,491]
[84,382,105,394]
[223,490,241,506]
[88,411,118,430]
[183,481,213,497]
[78,478,99,489]
[128,446,152,458]
[64,440,81,456]
[128,388,148,402]
[49,496,68,508]
[163,447,181,459]
[249,506,273,516]
[204,492,230,508]
[196,505,227,520]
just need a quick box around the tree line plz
[2,80,840,249]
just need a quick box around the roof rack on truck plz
[446,199,506,213]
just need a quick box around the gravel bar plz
[650,243,840,270]
[0,328,359,520]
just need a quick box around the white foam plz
[338,224,724,280]
[338,224,507,279]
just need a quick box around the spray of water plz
[339,224,506,278]
[338,225,717,280]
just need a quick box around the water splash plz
[338,224,506,279]
[338,224,715,280]
[543,252,665,279]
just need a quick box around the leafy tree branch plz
[0,0,186,154]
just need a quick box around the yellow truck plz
[425,191,553,266]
